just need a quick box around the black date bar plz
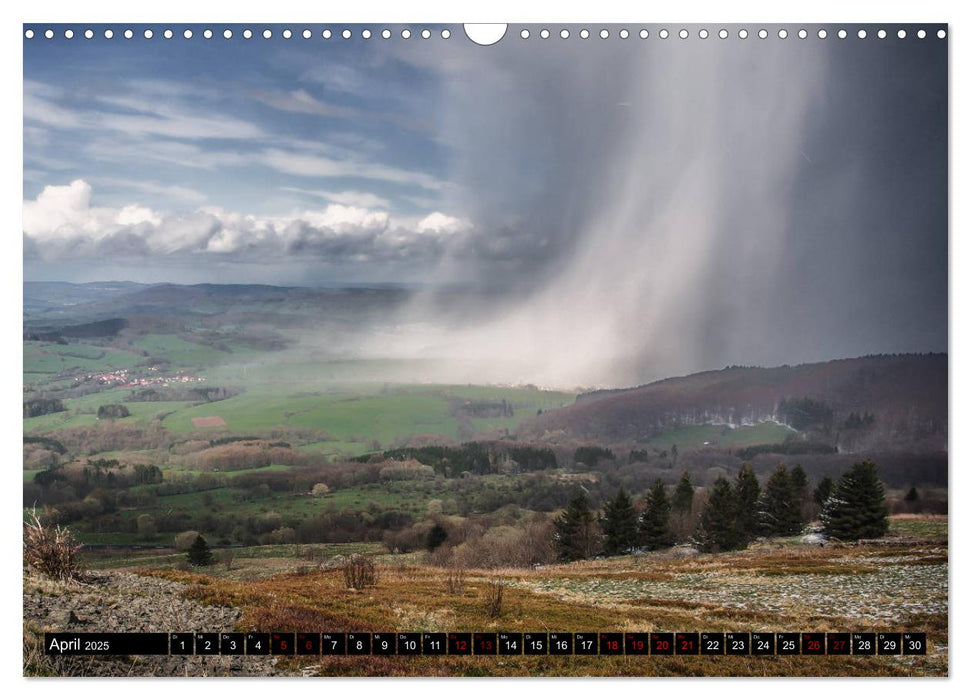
[45,633,169,655]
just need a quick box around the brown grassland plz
[130,515,947,677]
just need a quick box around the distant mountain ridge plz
[519,354,947,454]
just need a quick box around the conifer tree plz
[602,488,638,555]
[553,492,598,561]
[734,464,761,542]
[790,464,812,520]
[672,471,695,514]
[813,476,834,508]
[758,464,804,536]
[639,479,673,550]
[821,460,889,540]
[698,476,743,552]
[186,533,213,567]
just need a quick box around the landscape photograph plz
[21,23,948,677]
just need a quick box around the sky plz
[22,24,948,386]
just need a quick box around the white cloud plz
[23,80,263,141]
[261,149,448,192]
[417,212,471,235]
[23,180,468,265]
[279,187,392,210]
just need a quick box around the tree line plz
[553,459,889,559]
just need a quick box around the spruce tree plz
[821,460,889,540]
[602,488,638,555]
[698,476,743,552]
[734,464,761,542]
[813,476,834,508]
[790,464,812,520]
[186,534,213,567]
[553,492,597,561]
[758,464,804,536]
[672,471,694,514]
[639,479,674,550]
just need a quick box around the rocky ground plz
[23,571,286,676]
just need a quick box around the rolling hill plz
[518,354,947,454]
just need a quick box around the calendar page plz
[22,20,947,678]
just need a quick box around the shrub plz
[174,530,201,551]
[483,577,505,618]
[23,509,83,581]
[445,567,466,595]
[343,554,377,590]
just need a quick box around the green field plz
[158,381,574,454]
[23,341,144,377]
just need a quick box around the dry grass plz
[23,508,84,582]
[132,516,948,677]
[343,554,377,590]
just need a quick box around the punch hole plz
[64,29,74,39]
[798,29,808,39]
[917,29,926,39]
[105,29,114,39]
[24,29,34,39]
[441,29,451,39]
[778,29,788,39]
[818,29,827,39]
[600,29,609,39]
[520,29,529,39]
[464,24,507,46]
[738,29,748,39]
[540,29,550,39]
[322,29,331,39]
[283,29,293,39]
[679,29,688,39]
[163,29,172,39]
[858,29,867,39]
[560,29,569,39]
[381,29,390,39]
[838,29,847,39]
[620,29,629,39]
[878,29,887,39]
[124,29,134,40]
[203,29,213,39]
[659,29,669,39]
[44,29,53,39]
[421,29,431,39]
[263,29,272,39]
[401,28,411,39]
[363,29,373,39]
[758,29,768,39]
[223,29,232,39]
[143,29,152,39]
[244,29,253,39]
[698,29,709,39]
[342,29,352,39]
[302,29,311,39]
[641,29,650,39]
[718,29,728,39]
[898,29,907,39]
[86,29,95,39]
[580,29,590,39]
[937,29,946,39]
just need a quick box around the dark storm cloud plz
[23,27,948,387]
